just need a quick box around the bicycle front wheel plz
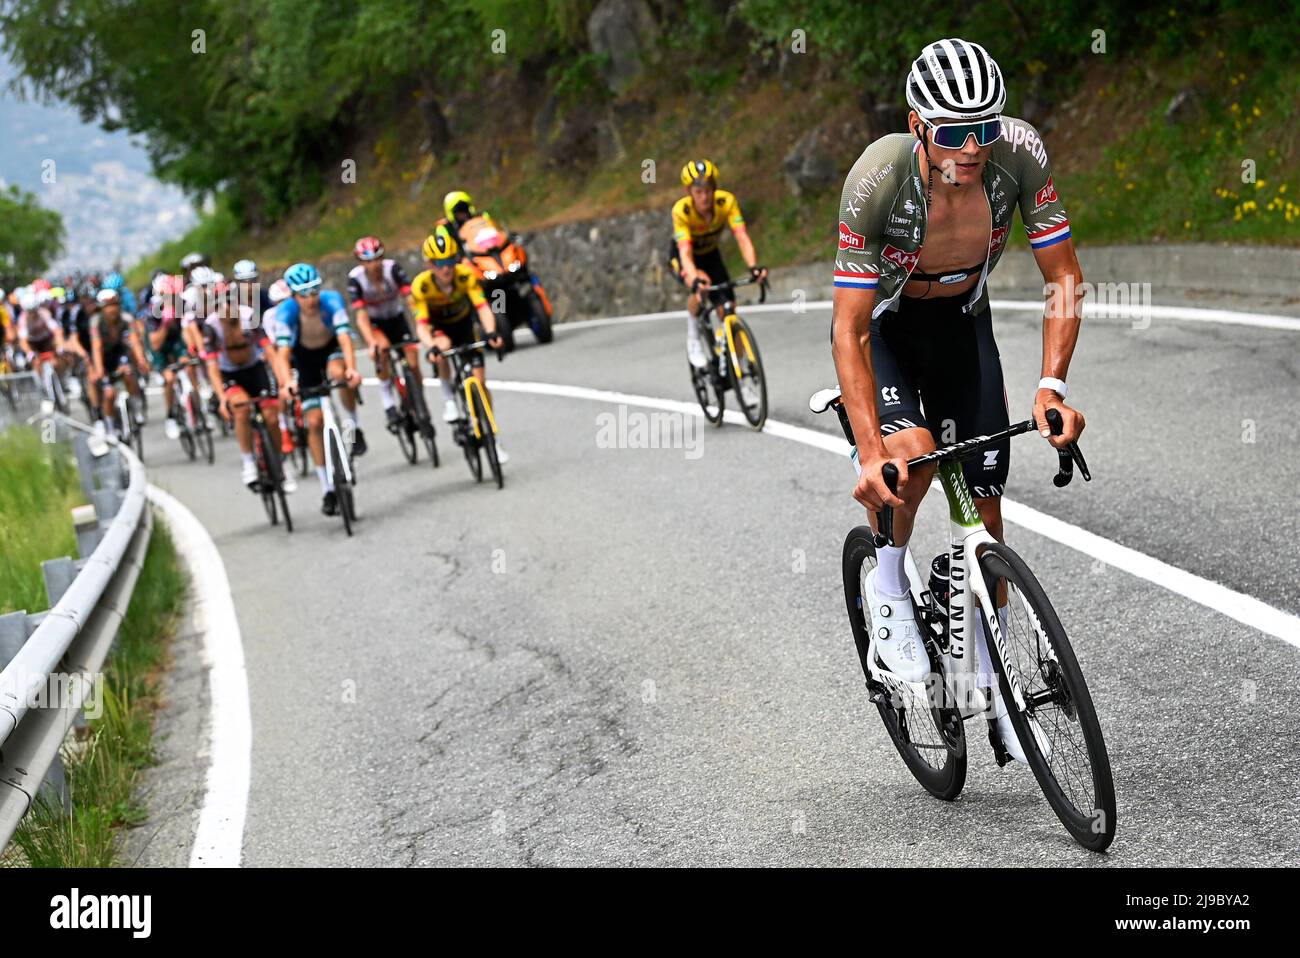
[842,526,966,801]
[329,433,355,536]
[978,543,1117,851]
[471,387,503,489]
[727,317,768,429]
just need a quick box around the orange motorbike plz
[457,215,554,349]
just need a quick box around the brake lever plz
[1044,407,1091,487]
[873,461,900,549]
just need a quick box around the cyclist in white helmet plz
[830,38,1086,765]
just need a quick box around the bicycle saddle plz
[808,386,842,414]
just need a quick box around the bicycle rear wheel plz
[254,428,278,526]
[471,387,503,489]
[190,393,215,464]
[978,543,1116,851]
[842,526,966,801]
[727,317,768,430]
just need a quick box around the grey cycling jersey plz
[834,115,1071,318]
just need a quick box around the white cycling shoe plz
[686,336,709,369]
[494,444,509,464]
[442,399,460,423]
[863,567,930,683]
[281,474,298,494]
[240,460,259,488]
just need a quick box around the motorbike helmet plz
[442,190,477,225]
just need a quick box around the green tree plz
[0,185,63,287]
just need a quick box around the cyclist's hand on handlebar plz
[425,346,442,362]
[750,265,768,282]
[486,330,503,348]
[854,454,908,512]
[1033,389,1085,448]
[343,367,362,388]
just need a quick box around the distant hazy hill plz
[0,54,196,274]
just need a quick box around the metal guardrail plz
[0,374,153,848]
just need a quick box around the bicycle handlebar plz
[426,339,504,362]
[862,407,1090,549]
[695,273,769,303]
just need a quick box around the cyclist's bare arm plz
[276,344,295,393]
[1032,238,1086,446]
[475,302,499,338]
[732,225,761,273]
[352,306,376,352]
[676,239,699,284]
[831,286,906,510]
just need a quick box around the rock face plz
[587,0,660,94]
[783,126,841,197]
[314,207,681,322]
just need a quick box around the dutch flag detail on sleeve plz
[1026,222,1071,250]
[833,270,879,290]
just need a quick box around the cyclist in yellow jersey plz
[668,160,768,369]
[410,225,510,462]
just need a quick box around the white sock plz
[438,378,454,402]
[975,603,1010,685]
[316,465,331,493]
[875,544,910,598]
[278,413,289,432]
[343,406,359,428]
[241,452,255,468]
[379,379,396,410]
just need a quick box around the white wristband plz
[1038,376,1068,398]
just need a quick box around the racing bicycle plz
[226,387,293,533]
[164,355,215,464]
[299,379,359,535]
[810,386,1116,852]
[105,366,146,462]
[428,340,502,489]
[382,342,439,468]
[689,274,769,429]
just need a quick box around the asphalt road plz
[132,297,1300,866]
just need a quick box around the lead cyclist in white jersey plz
[830,38,1087,764]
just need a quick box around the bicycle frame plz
[464,374,497,440]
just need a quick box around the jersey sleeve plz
[461,268,487,309]
[671,199,693,246]
[833,141,898,293]
[410,272,432,323]
[322,291,352,335]
[1007,118,1072,251]
[347,273,365,309]
[723,192,746,231]
[392,261,411,294]
[274,300,297,347]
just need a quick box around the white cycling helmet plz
[190,265,217,287]
[906,38,1005,121]
[232,258,258,281]
[268,278,291,304]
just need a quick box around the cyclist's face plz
[431,262,455,284]
[294,290,321,310]
[917,113,991,186]
[689,183,714,213]
[363,259,383,279]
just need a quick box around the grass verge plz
[0,427,83,615]
[1,521,187,868]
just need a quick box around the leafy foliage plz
[0,185,64,288]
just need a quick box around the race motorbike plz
[458,215,554,350]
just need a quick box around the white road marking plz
[147,485,252,868]
[489,379,1300,648]
[558,299,1300,332]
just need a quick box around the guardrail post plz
[72,433,99,504]
[0,612,34,671]
[41,557,79,607]
[73,504,102,557]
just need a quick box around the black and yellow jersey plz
[410,265,486,328]
[671,190,746,255]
